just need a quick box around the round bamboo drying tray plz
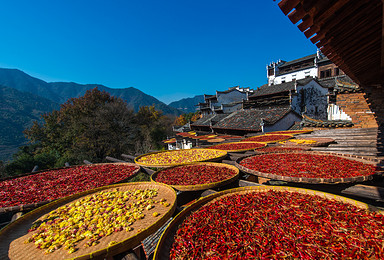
[265,130,313,135]
[0,163,140,214]
[206,138,225,143]
[1,182,176,260]
[243,134,293,143]
[280,137,335,147]
[254,145,311,154]
[151,162,239,191]
[235,151,383,184]
[153,185,384,259]
[134,149,228,168]
[206,141,267,152]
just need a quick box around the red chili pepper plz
[244,134,292,143]
[239,153,378,179]
[155,164,237,186]
[170,190,384,259]
[0,164,138,208]
[206,142,265,151]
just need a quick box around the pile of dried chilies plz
[154,164,237,186]
[206,142,265,151]
[170,190,384,259]
[239,153,378,179]
[245,134,292,143]
[0,164,138,208]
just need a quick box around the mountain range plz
[168,95,204,113]
[0,68,203,161]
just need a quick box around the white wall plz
[291,80,329,120]
[269,67,317,85]
[273,67,317,85]
[327,104,352,121]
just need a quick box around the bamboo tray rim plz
[280,137,335,147]
[134,149,228,168]
[150,162,240,191]
[235,151,383,184]
[0,163,141,214]
[153,185,384,259]
[254,146,312,153]
[243,134,294,143]
[205,141,267,152]
[1,182,177,260]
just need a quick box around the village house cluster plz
[167,51,377,150]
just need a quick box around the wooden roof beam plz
[306,1,369,40]
[288,3,307,24]
[278,0,300,15]
[299,0,350,33]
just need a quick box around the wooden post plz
[105,156,126,163]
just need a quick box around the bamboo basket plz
[1,182,176,260]
[206,141,267,152]
[153,185,384,259]
[243,134,293,143]
[0,163,140,214]
[134,149,228,168]
[253,145,311,154]
[151,162,239,191]
[235,151,383,184]
[280,137,335,147]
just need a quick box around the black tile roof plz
[250,77,314,98]
[302,114,353,128]
[318,75,359,92]
[278,54,316,68]
[212,106,295,131]
[191,114,229,126]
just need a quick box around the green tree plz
[4,89,173,176]
[135,105,173,154]
[24,88,138,166]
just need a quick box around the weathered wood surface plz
[298,128,382,159]
[341,184,384,202]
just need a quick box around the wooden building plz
[197,86,253,116]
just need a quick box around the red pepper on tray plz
[0,164,138,208]
[155,164,237,186]
[245,134,291,142]
[239,153,377,179]
[170,190,384,259]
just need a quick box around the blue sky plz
[0,0,316,104]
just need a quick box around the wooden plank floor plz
[296,127,384,160]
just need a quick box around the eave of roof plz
[277,0,383,86]
[278,53,316,68]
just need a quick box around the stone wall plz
[336,92,378,128]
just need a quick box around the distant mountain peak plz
[0,68,182,116]
[168,95,204,113]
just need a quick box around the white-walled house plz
[244,77,329,120]
[197,86,253,116]
[267,53,320,86]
